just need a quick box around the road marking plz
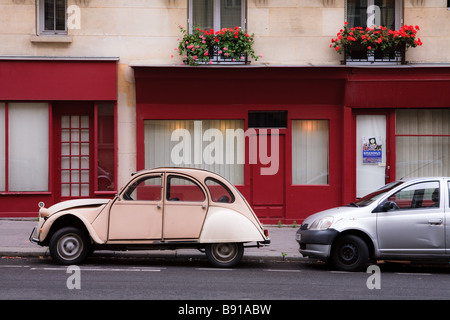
[30,267,162,272]
[395,272,432,276]
[0,265,30,268]
[195,268,234,271]
[264,269,301,273]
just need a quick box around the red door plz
[250,130,285,224]
[53,102,95,203]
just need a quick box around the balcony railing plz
[195,46,250,65]
[344,44,406,65]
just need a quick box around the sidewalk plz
[0,219,304,263]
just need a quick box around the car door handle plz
[428,219,443,225]
[157,204,162,209]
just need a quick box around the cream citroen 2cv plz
[30,168,270,267]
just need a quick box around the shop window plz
[0,104,5,191]
[0,103,49,192]
[144,119,244,185]
[395,110,450,179]
[248,111,287,128]
[189,0,246,32]
[292,120,329,185]
[39,0,67,35]
[96,103,115,192]
[346,0,402,30]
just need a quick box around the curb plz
[0,247,306,264]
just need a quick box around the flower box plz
[176,26,260,66]
[331,23,422,65]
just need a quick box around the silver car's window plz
[353,181,404,207]
[387,181,440,210]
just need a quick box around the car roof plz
[132,167,229,181]
[399,177,450,182]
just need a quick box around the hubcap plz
[57,234,83,261]
[211,243,238,262]
[339,243,358,265]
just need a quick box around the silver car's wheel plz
[49,227,90,265]
[331,235,369,272]
[205,243,244,268]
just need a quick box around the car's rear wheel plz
[49,227,90,265]
[330,235,369,272]
[205,243,244,268]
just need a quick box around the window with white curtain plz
[189,0,246,32]
[396,109,450,179]
[8,103,49,192]
[0,103,50,192]
[292,120,329,185]
[144,119,244,185]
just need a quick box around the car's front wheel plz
[49,227,90,265]
[205,243,244,268]
[330,235,369,272]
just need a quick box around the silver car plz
[297,177,449,271]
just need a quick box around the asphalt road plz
[1,256,450,302]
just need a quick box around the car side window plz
[387,181,440,210]
[205,177,235,203]
[123,176,162,201]
[166,175,205,202]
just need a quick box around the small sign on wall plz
[362,136,382,164]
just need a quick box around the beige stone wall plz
[0,0,449,186]
[2,0,447,65]
[404,0,450,63]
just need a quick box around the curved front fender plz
[199,207,265,243]
[40,212,104,244]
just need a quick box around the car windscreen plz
[350,181,404,207]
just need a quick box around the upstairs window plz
[346,0,403,30]
[188,0,246,32]
[39,0,67,35]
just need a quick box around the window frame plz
[394,109,450,180]
[0,102,51,194]
[38,0,68,35]
[205,177,235,203]
[188,0,247,33]
[123,175,162,201]
[386,181,441,211]
[291,119,330,186]
[345,0,403,30]
[166,175,206,202]
[94,102,117,195]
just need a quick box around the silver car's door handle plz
[428,219,443,225]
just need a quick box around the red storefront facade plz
[2,60,450,224]
[0,58,118,217]
[133,65,450,224]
